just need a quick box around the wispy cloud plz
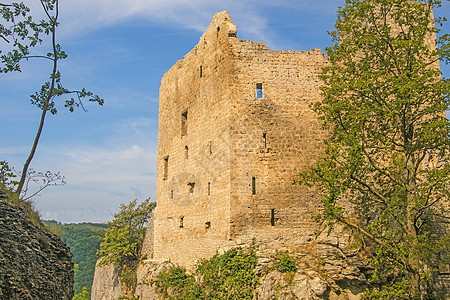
[26,141,157,223]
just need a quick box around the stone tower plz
[143,11,328,269]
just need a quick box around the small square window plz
[256,83,263,99]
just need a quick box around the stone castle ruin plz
[92,9,449,299]
[142,11,328,270]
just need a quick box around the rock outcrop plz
[91,263,124,300]
[91,225,368,300]
[0,197,74,299]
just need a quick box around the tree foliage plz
[155,247,258,300]
[298,0,450,298]
[72,287,89,300]
[99,198,155,267]
[0,1,103,197]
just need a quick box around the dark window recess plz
[185,146,189,159]
[181,110,188,137]
[170,190,174,199]
[228,32,236,37]
[208,182,211,196]
[205,221,211,229]
[252,177,256,195]
[256,83,263,99]
[180,216,184,228]
[271,209,275,226]
[188,182,195,194]
[163,156,169,180]
[263,133,267,148]
[217,26,220,38]
[200,65,203,78]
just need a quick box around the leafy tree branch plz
[1,0,103,198]
[298,0,450,298]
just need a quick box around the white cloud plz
[26,141,157,222]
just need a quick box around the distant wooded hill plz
[44,220,107,298]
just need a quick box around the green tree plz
[98,198,155,291]
[72,287,89,300]
[0,1,103,197]
[298,0,450,298]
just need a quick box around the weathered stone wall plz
[144,11,329,270]
[149,11,239,269]
[228,41,328,237]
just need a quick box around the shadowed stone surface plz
[0,197,74,300]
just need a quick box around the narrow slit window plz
[180,216,184,228]
[185,146,189,159]
[181,110,188,137]
[163,156,169,180]
[256,83,263,99]
[200,65,203,78]
[170,190,174,199]
[271,209,275,226]
[207,182,211,196]
[252,177,256,195]
[205,221,211,229]
[263,133,267,148]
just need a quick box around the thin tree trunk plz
[15,1,59,197]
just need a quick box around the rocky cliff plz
[0,193,74,299]
[91,225,369,300]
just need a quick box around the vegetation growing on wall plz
[273,253,298,274]
[155,246,259,300]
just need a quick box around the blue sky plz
[1,0,449,223]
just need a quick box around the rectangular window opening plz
[205,221,211,229]
[181,110,188,137]
[185,146,189,159]
[207,182,211,196]
[170,190,174,199]
[163,156,169,180]
[200,65,203,78]
[256,83,263,99]
[263,133,267,148]
[271,209,275,226]
[252,177,256,195]
[180,216,184,228]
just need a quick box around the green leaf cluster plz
[98,198,155,293]
[155,247,259,300]
[298,0,450,298]
[274,253,298,273]
[72,287,89,300]
[0,160,18,190]
[99,198,155,266]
